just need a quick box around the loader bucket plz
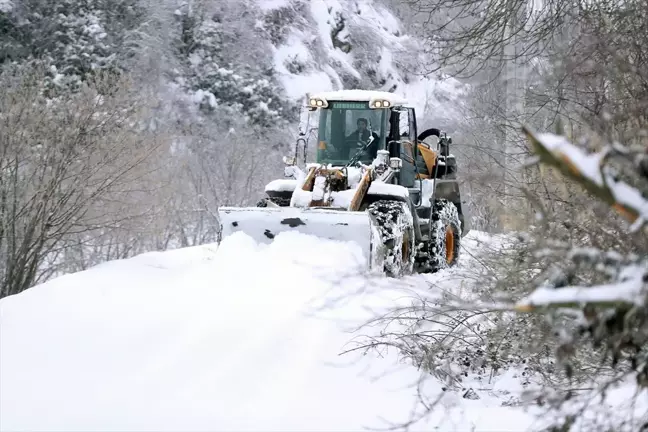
[217,206,375,263]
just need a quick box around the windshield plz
[316,102,387,165]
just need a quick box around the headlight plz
[389,157,402,169]
[372,99,391,108]
[308,97,328,108]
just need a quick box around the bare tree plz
[0,63,169,297]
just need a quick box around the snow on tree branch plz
[516,126,648,312]
[522,126,648,234]
[515,263,647,312]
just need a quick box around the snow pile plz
[265,178,298,192]
[368,180,410,199]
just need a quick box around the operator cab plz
[305,90,455,184]
[307,91,397,166]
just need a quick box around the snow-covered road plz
[0,231,549,431]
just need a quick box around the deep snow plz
[0,231,644,431]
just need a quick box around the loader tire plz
[427,199,461,272]
[368,200,415,278]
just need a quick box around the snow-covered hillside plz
[263,0,463,111]
[2,230,644,431]
[174,0,466,132]
[254,0,465,128]
[165,0,468,162]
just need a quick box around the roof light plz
[308,97,328,108]
[372,99,391,108]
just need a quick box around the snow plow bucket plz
[217,206,375,264]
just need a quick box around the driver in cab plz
[346,118,379,159]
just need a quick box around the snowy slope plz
[0,230,532,431]
[257,0,466,127]
[1,230,645,431]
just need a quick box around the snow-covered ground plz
[0,230,644,431]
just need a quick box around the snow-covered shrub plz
[263,5,299,45]
[1,0,144,95]
[402,235,558,392]
[173,1,293,127]
[506,128,648,430]
[359,140,648,425]
[396,126,648,430]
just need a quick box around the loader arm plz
[348,168,373,211]
[301,167,317,191]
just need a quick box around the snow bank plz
[0,230,545,431]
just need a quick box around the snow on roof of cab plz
[308,89,409,106]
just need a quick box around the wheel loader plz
[216,90,471,277]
